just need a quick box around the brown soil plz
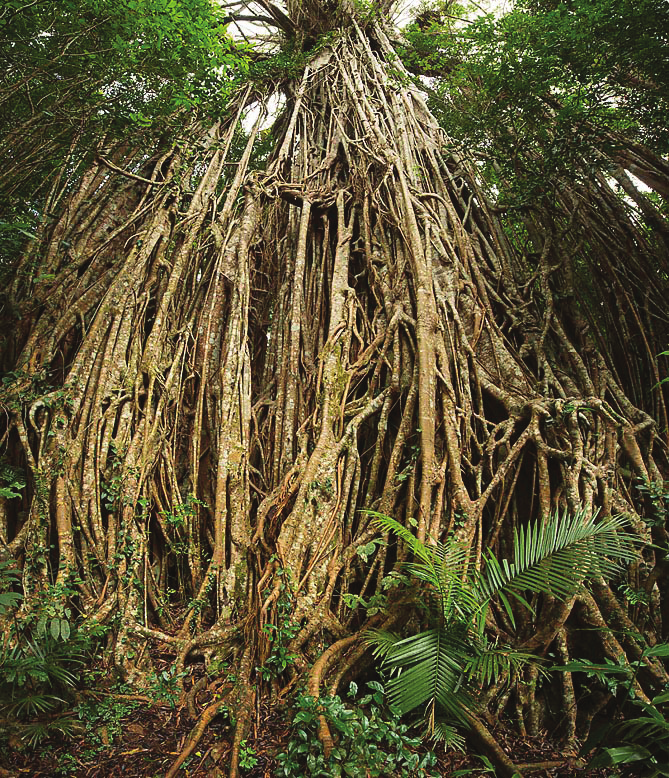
[2,698,614,778]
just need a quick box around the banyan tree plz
[1,0,669,775]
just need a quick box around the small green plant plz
[259,620,300,680]
[557,643,669,776]
[145,665,187,707]
[0,559,22,613]
[366,508,638,740]
[160,494,206,527]
[257,569,300,680]
[276,682,439,777]
[341,590,388,616]
[75,693,141,755]
[452,754,499,776]
[619,583,651,607]
[239,740,259,770]
[0,461,25,500]
[0,628,85,747]
[24,579,86,641]
[634,477,669,528]
[56,751,80,775]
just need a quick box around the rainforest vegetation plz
[1,0,669,775]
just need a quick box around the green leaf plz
[0,591,22,610]
[551,660,631,676]
[588,744,654,767]
[478,509,637,605]
[0,486,22,499]
[644,643,669,658]
[60,620,71,641]
[366,511,434,565]
[382,627,470,721]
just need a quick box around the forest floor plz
[1,650,613,778]
[2,700,614,778]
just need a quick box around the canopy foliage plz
[401,0,669,202]
[0,0,248,268]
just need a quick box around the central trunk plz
[2,2,668,775]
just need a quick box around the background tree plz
[0,0,245,270]
[1,1,668,775]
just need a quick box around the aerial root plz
[165,698,229,778]
[227,651,256,778]
[462,709,524,778]
[579,590,652,702]
[555,628,577,745]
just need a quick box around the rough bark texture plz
[1,3,669,774]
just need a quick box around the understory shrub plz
[275,681,439,777]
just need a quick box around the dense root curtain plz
[2,3,669,775]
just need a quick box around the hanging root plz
[1,2,668,774]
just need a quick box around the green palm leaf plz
[365,628,401,660]
[365,507,638,733]
[430,721,466,750]
[364,511,434,566]
[370,512,479,621]
[476,509,637,624]
[464,642,540,687]
[380,627,471,721]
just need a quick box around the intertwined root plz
[2,6,668,776]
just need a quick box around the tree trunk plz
[1,2,668,775]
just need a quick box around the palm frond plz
[365,628,402,660]
[464,643,540,687]
[366,512,434,565]
[19,715,82,748]
[477,510,637,608]
[371,512,479,622]
[9,692,65,717]
[382,627,470,721]
[434,537,479,622]
[616,716,669,744]
[429,720,466,750]
[367,506,639,739]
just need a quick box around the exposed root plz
[307,634,360,756]
[165,698,229,778]
[463,710,524,778]
[1,1,668,774]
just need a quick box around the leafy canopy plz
[0,0,250,270]
[400,0,669,200]
[1,0,249,130]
